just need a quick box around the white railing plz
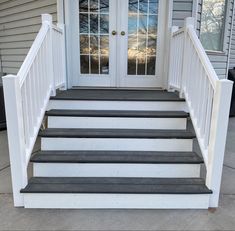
[2,14,66,206]
[169,17,233,207]
[52,24,67,89]
[168,27,184,90]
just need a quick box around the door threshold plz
[72,86,165,91]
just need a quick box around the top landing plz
[51,89,184,102]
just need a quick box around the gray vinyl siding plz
[197,0,234,79]
[0,0,57,75]
[172,0,193,27]
[229,6,235,68]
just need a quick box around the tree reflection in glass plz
[79,0,109,75]
[128,0,158,76]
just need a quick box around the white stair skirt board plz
[33,163,201,178]
[48,117,187,130]
[48,100,187,112]
[23,193,210,209]
[41,138,193,152]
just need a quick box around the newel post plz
[57,23,68,90]
[180,17,195,98]
[41,14,56,96]
[168,26,179,90]
[206,80,233,207]
[2,75,28,207]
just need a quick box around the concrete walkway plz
[0,119,235,231]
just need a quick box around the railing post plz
[206,79,233,207]
[41,14,56,96]
[57,23,67,90]
[2,75,28,207]
[168,26,179,91]
[180,17,195,98]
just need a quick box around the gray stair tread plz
[21,177,212,194]
[31,151,203,164]
[46,110,189,118]
[50,89,185,101]
[39,128,196,139]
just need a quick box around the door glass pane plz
[100,0,109,12]
[91,55,99,73]
[80,35,89,54]
[100,35,109,55]
[128,0,158,76]
[79,14,89,33]
[100,56,109,74]
[90,0,99,12]
[79,0,88,12]
[100,14,109,34]
[80,55,89,73]
[78,0,110,75]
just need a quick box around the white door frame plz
[63,0,173,89]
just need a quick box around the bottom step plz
[21,177,212,209]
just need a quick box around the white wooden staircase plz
[20,89,212,209]
[2,15,232,209]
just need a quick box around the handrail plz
[2,14,67,207]
[169,17,233,207]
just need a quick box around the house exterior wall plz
[196,0,234,79]
[0,0,233,79]
[172,0,193,27]
[0,0,57,75]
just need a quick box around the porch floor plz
[52,89,184,101]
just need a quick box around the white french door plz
[69,0,166,88]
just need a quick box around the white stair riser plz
[41,138,193,152]
[48,100,187,111]
[23,193,210,209]
[48,117,187,130]
[33,163,201,178]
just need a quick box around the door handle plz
[121,31,126,36]
[112,30,117,36]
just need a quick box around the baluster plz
[179,34,183,88]
[43,36,48,95]
[197,66,204,133]
[57,32,60,86]
[204,84,213,148]
[172,38,176,86]
[34,55,40,115]
[27,72,34,138]
[22,82,30,148]
[38,46,43,106]
[185,40,192,94]
[176,36,180,87]
[201,79,208,138]
[31,63,37,129]
[193,56,200,118]
[183,35,189,92]
[197,64,203,125]
[180,35,184,88]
